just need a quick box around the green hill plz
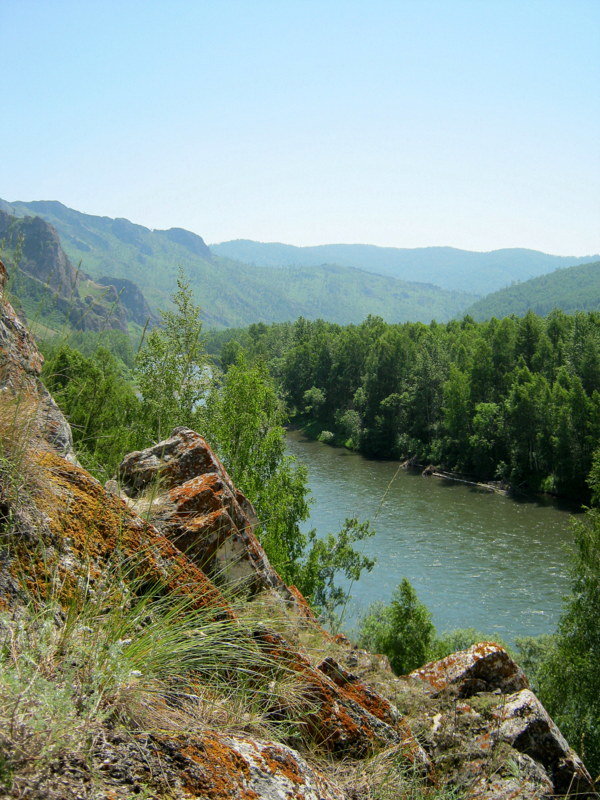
[211,239,599,296]
[0,200,476,327]
[466,261,600,320]
[0,209,140,337]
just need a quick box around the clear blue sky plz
[1,0,599,254]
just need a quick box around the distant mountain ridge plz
[0,199,478,328]
[211,239,599,295]
[466,260,600,320]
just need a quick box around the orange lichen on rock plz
[252,628,402,757]
[317,657,402,727]
[23,449,234,617]
[156,730,344,800]
[409,642,529,697]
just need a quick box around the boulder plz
[119,428,292,597]
[493,689,595,797]
[409,642,529,697]
[157,730,345,800]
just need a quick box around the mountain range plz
[0,199,476,328]
[210,239,599,296]
[1,198,598,332]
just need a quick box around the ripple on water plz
[286,430,576,642]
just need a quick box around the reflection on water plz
[286,430,576,642]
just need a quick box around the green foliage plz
[43,329,136,368]
[513,634,555,692]
[357,579,435,675]
[135,270,209,441]
[204,355,310,580]
[467,260,600,320]
[231,310,600,503]
[535,510,600,776]
[297,517,375,626]
[42,344,142,480]
[203,357,374,619]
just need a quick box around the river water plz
[286,430,576,642]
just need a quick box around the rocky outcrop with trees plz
[0,262,596,799]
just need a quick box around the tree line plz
[212,309,600,504]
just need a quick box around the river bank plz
[286,428,575,642]
[287,418,580,507]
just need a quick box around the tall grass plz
[0,550,310,794]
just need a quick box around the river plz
[286,429,576,643]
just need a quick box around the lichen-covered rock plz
[157,730,345,800]
[119,428,294,597]
[119,426,237,494]
[409,642,529,697]
[493,689,595,797]
[317,656,402,727]
[0,446,234,620]
[253,627,406,758]
[0,259,76,462]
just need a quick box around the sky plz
[1,0,599,255]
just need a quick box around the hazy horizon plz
[4,196,599,260]
[2,0,599,255]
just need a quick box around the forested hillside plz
[214,310,600,503]
[0,209,138,336]
[467,260,600,319]
[211,239,599,295]
[0,200,476,327]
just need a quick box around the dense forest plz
[209,309,600,504]
[467,260,600,320]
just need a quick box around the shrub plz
[357,578,434,674]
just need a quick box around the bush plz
[317,430,334,444]
[357,578,434,674]
[535,510,600,776]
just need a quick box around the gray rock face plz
[0,210,78,297]
[409,641,529,697]
[97,276,157,325]
[119,427,291,596]
[0,259,77,463]
[494,689,595,796]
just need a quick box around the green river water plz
[286,429,577,643]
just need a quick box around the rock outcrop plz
[0,209,146,332]
[0,267,596,799]
[409,641,529,697]
[0,259,76,461]
[119,428,291,596]
[97,275,157,326]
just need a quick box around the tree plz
[357,578,435,675]
[297,517,375,626]
[536,509,600,776]
[135,271,208,441]
[203,355,311,584]
[43,344,141,479]
[204,356,375,619]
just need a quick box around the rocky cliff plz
[0,210,152,333]
[0,264,596,799]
